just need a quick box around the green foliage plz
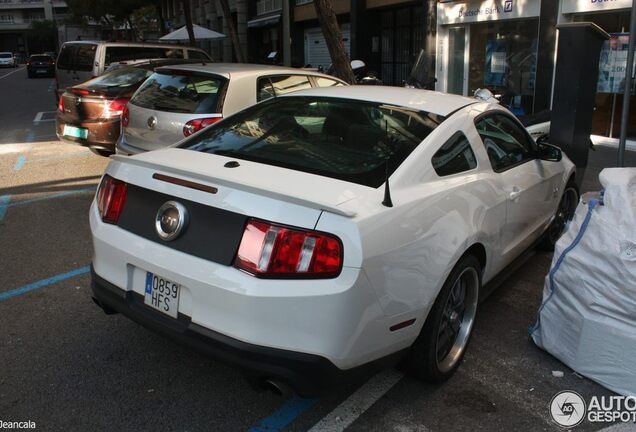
[65,0,156,25]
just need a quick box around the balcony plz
[0,0,67,9]
[256,0,282,16]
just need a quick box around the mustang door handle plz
[509,189,522,201]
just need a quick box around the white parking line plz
[33,111,57,125]
[308,370,404,432]
[0,67,25,80]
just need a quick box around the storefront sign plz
[438,0,541,25]
[598,33,636,94]
[562,0,632,14]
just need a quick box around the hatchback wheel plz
[403,254,481,383]
[540,182,579,251]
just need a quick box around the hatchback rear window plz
[130,71,226,114]
[80,67,151,89]
[182,97,445,187]
[30,55,53,62]
[57,43,97,71]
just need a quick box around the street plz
[1,65,635,432]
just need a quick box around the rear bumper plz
[115,134,147,156]
[56,118,120,152]
[91,267,399,396]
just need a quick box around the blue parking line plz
[0,195,10,221]
[25,131,35,143]
[0,266,90,302]
[14,155,26,171]
[248,397,318,432]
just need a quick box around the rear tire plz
[89,148,113,158]
[539,181,579,251]
[402,254,481,383]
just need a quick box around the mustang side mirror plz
[537,142,562,162]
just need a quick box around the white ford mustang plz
[90,86,578,396]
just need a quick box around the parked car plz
[0,52,16,68]
[91,86,578,396]
[56,59,195,156]
[55,41,212,97]
[116,63,346,155]
[27,54,55,78]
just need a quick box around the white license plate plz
[143,272,180,318]
[36,69,47,74]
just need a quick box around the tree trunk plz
[156,1,167,36]
[218,0,245,63]
[312,0,356,84]
[181,0,196,45]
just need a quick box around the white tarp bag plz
[531,168,636,396]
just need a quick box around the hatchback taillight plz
[96,174,128,224]
[102,98,129,119]
[57,96,64,112]
[234,219,343,278]
[183,116,222,137]
[121,105,130,127]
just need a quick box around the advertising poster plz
[598,33,636,95]
[485,39,509,87]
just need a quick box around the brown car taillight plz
[97,174,128,224]
[183,116,222,137]
[57,96,64,112]
[102,98,129,119]
[234,219,343,279]
[121,105,130,127]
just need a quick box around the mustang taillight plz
[121,105,130,127]
[183,116,222,137]
[234,219,343,278]
[97,174,128,224]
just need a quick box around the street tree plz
[180,0,196,45]
[218,0,245,62]
[312,0,355,83]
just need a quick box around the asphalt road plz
[0,66,635,432]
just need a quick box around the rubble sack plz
[531,168,636,396]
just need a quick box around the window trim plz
[431,131,479,178]
[473,110,538,173]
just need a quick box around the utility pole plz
[618,4,636,167]
[282,0,291,66]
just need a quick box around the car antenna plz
[382,158,393,208]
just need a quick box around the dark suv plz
[27,54,55,78]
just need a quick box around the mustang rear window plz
[130,71,225,114]
[182,97,445,188]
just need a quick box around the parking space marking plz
[0,266,90,301]
[0,195,10,221]
[0,67,25,80]
[33,111,56,125]
[14,155,26,171]
[0,186,96,221]
[248,397,319,432]
[308,370,404,432]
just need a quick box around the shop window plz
[432,132,477,177]
[468,20,539,117]
[475,114,535,172]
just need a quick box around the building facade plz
[0,0,68,55]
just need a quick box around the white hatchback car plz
[91,86,577,396]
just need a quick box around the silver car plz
[116,63,347,155]
[0,52,16,68]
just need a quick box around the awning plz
[247,14,281,28]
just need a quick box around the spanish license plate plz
[143,272,180,318]
[63,125,88,139]
[36,69,47,74]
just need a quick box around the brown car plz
[56,59,203,156]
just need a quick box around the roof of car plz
[154,62,342,81]
[279,86,478,117]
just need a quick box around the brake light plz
[57,96,64,112]
[121,105,130,127]
[96,174,128,224]
[102,98,129,118]
[183,116,222,137]
[72,88,90,96]
[235,219,343,278]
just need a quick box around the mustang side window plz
[475,114,535,172]
[432,132,477,176]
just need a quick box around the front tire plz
[539,181,579,251]
[89,148,113,158]
[402,254,481,383]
